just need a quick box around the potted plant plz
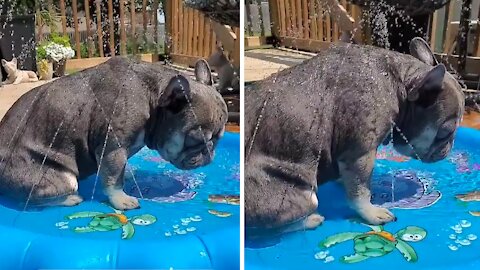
[36,42,54,80]
[40,34,75,77]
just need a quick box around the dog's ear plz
[407,64,446,107]
[409,37,439,66]
[159,75,190,110]
[194,59,213,86]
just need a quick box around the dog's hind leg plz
[245,156,323,235]
[25,171,82,208]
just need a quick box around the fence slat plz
[289,0,297,36]
[172,0,179,54]
[143,0,148,32]
[301,0,309,39]
[131,0,138,54]
[258,0,266,37]
[96,1,104,57]
[187,9,194,56]
[119,0,127,55]
[443,1,455,53]
[60,0,67,35]
[193,10,200,56]
[204,17,211,57]
[72,0,81,59]
[326,13,331,42]
[153,0,159,53]
[334,23,339,42]
[107,0,115,55]
[317,2,324,41]
[430,10,438,50]
[286,0,297,36]
[211,26,216,53]
[283,0,290,36]
[278,0,286,37]
[295,0,302,38]
[245,2,253,35]
[198,12,205,57]
[182,5,189,54]
[178,2,185,54]
[309,0,317,40]
[84,0,93,57]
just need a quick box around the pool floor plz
[245,127,480,270]
[0,133,240,269]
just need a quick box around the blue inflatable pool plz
[0,132,240,269]
[246,127,480,270]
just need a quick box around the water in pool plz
[245,127,480,270]
[0,132,239,268]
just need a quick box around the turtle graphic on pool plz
[64,208,156,239]
[319,224,427,263]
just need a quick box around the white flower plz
[45,43,75,62]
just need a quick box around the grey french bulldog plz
[245,37,464,235]
[0,57,228,210]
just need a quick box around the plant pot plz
[53,59,66,77]
[37,60,53,80]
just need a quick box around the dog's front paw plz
[357,205,396,225]
[109,192,140,210]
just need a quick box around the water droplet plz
[449,234,457,240]
[451,224,462,231]
[173,224,179,229]
[458,239,471,246]
[55,221,68,227]
[176,229,187,235]
[324,256,334,263]
[448,244,458,251]
[186,227,196,232]
[314,251,328,260]
[165,232,172,237]
[467,234,477,241]
[190,216,202,222]
[59,225,69,230]
[460,220,471,228]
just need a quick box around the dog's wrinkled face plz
[1,58,17,75]
[152,60,228,170]
[393,38,465,162]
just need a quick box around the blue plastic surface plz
[0,132,240,270]
[246,127,480,270]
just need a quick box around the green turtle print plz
[64,208,157,240]
[319,224,427,263]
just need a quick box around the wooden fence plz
[246,0,363,50]
[165,0,240,68]
[36,0,240,69]
[37,0,162,59]
[248,0,480,59]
